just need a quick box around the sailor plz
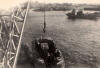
[37,37,56,54]
[34,38,57,66]
[77,10,83,16]
[71,9,76,15]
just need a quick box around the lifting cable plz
[43,0,46,34]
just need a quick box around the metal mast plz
[0,0,30,68]
[13,0,30,68]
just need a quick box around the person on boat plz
[71,9,76,15]
[34,37,56,57]
[77,10,84,16]
[34,37,60,67]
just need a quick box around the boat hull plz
[66,13,97,20]
[35,52,65,68]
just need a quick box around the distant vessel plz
[66,9,97,19]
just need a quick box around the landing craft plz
[29,1,65,67]
[30,37,65,68]
[29,0,65,67]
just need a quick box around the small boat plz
[32,37,65,68]
[66,9,97,20]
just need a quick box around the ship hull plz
[66,13,97,20]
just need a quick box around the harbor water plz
[17,11,100,68]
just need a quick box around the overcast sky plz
[0,0,100,10]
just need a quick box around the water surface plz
[18,11,100,68]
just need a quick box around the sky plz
[0,0,100,10]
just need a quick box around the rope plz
[13,0,30,68]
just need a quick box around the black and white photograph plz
[0,0,100,68]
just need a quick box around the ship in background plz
[66,9,99,20]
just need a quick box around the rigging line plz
[13,0,30,68]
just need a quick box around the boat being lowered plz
[29,1,65,67]
[31,37,65,68]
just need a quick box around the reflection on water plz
[19,11,100,68]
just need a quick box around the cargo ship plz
[66,9,97,19]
